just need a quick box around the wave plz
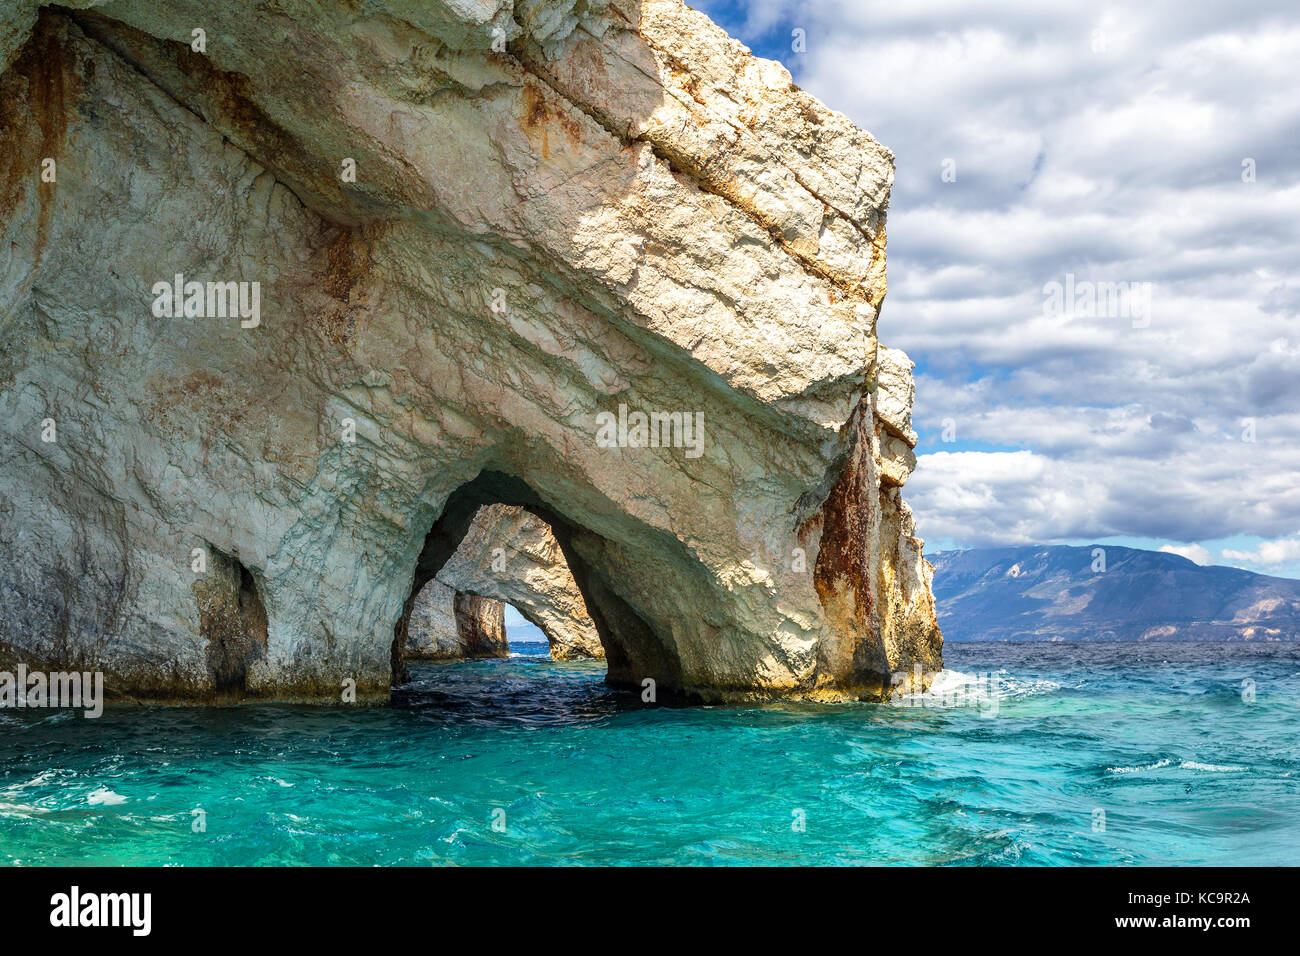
[1108,759,1172,774]
[86,787,128,806]
[1106,758,1249,774]
[1179,761,1248,772]
[889,668,1061,708]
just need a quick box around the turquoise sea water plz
[2,642,1297,866]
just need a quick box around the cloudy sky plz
[697,0,1300,578]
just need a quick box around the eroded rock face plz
[405,580,464,660]
[0,0,942,703]
[451,592,509,658]
[439,504,604,660]
[405,579,510,660]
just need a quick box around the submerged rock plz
[0,0,941,703]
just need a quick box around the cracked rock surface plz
[0,0,942,703]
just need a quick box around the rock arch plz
[0,0,942,704]
[391,470,675,692]
[433,504,604,662]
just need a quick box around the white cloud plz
[696,0,1300,568]
[1158,543,1211,565]
[907,451,1106,545]
[1222,535,1300,567]
[907,436,1300,547]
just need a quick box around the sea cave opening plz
[502,604,552,657]
[389,471,670,715]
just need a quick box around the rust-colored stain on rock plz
[0,11,74,266]
[520,82,584,159]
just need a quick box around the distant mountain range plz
[929,545,1300,642]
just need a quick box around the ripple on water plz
[0,642,1297,864]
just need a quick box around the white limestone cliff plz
[0,0,942,703]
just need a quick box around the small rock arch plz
[393,471,677,694]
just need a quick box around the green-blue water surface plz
[2,642,1297,865]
